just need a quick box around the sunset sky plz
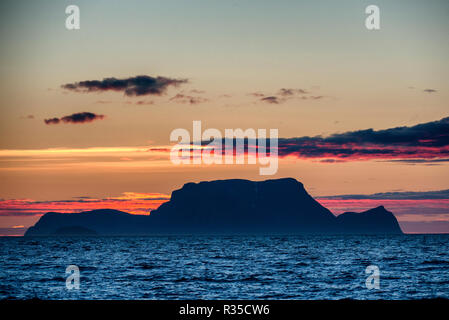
[0,0,448,235]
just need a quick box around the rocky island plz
[25,178,403,236]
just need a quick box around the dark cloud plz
[20,115,35,120]
[62,75,188,96]
[423,89,437,93]
[273,116,449,161]
[61,112,105,123]
[386,159,449,164]
[304,116,448,146]
[44,117,60,125]
[260,96,280,104]
[45,112,105,125]
[201,116,449,162]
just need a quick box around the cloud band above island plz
[189,116,449,162]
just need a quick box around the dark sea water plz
[0,235,448,300]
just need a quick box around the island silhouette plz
[25,178,403,236]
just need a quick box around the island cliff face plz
[25,178,403,236]
[149,178,337,233]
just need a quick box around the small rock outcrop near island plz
[336,206,403,234]
[24,178,403,236]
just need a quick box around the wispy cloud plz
[0,192,170,217]
[248,92,265,97]
[135,100,154,105]
[318,189,449,200]
[0,146,173,171]
[0,227,27,236]
[190,89,205,94]
[169,93,208,104]
[255,87,325,104]
[20,115,35,120]
[277,88,308,96]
